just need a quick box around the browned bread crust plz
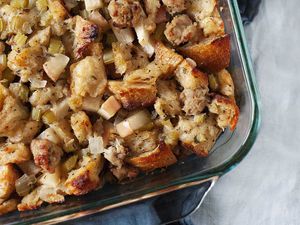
[179,35,230,73]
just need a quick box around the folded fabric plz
[237,0,261,24]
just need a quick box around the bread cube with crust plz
[0,164,19,199]
[127,141,177,171]
[175,59,209,90]
[0,143,31,165]
[179,35,230,73]
[208,94,239,130]
[17,188,43,211]
[177,114,221,157]
[0,199,18,215]
[65,155,104,196]
[73,16,98,59]
[154,42,184,78]
[71,111,92,144]
[108,81,157,110]
[216,69,235,99]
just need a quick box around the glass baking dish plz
[0,0,261,224]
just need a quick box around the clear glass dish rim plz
[6,0,261,224]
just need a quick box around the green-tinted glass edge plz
[14,0,261,224]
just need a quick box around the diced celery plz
[48,38,64,54]
[11,0,28,9]
[42,110,57,124]
[1,69,15,87]
[31,107,42,121]
[208,74,219,91]
[18,83,29,102]
[62,155,78,172]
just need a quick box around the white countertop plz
[189,1,300,224]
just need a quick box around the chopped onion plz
[82,96,102,112]
[134,23,155,57]
[18,161,41,176]
[84,0,103,11]
[111,24,134,44]
[51,99,70,120]
[103,49,114,64]
[29,77,47,89]
[88,136,104,154]
[116,110,151,137]
[98,96,121,120]
[15,174,37,197]
[43,54,70,82]
[38,128,61,145]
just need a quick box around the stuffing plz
[7,46,45,82]
[108,81,157,110]
[104,139,127,168]
[175,59,209,89]
[0,95,29,137]
[154,42,184,77]
[180,88,208,115]
[110,165,139,181]
[0,143,31,165]
[31,139,63,173]
[108,0,144,28]
[8,120,42,144]
[164,15,200,46]
[73,16,99,59]
[29,82,67,106]
[144,0,161,19]
[71,56,107,98]
[156,120,179,147]
[179,34,230,73]
[124,62,162,85]
[50,120,78,151]
[65,155,104,195]
[71,111,92,144]
[177,114,221,156]
[0,164,19,199]
[186,0,224,37]
[125,130,159,156]
[127,141,177,171]
[216,69,235,99]
[208,94,239,130]
[17,188,43,211]
[0,199,18,215]
[154,80,181,119]
[112,42,149,75]
[28,27,51,47]
[162,0,186,15]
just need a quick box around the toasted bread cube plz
[112,42,149,75]
[154,80,181,119]
[179,35,230,73]
[73,16,98,59]
[208,95,239,130]
[0,164,19,199]
[0,143,31,165]
[8,120,42,144]
[175,59,209,89]
[154,42,184,77]
[177,114,221,157]
[71,56,107,98]
[127,141,177,171]
[65,155,104,196]
[17,188,43,211]
[108,81,157,110]
[180,88,208,115]
[216,69,235,99]
[0,199,18,215]
[70,111,92,144]
[162,0,185,15]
